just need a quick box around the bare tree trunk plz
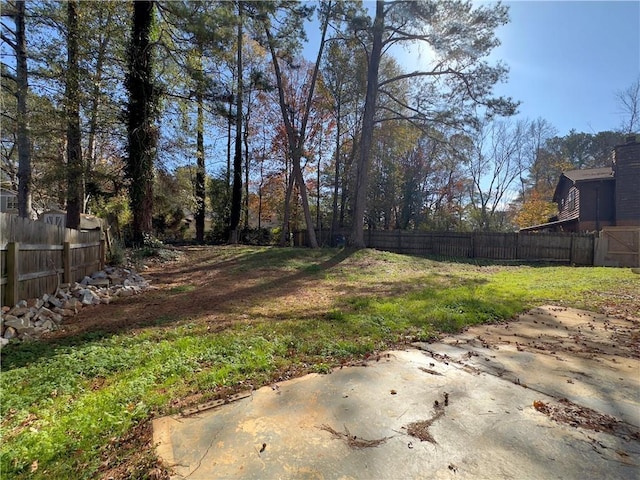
[195,87,206,243]
[66,0,83,230]
[331,101,341,236]
[279,170,295,247]
[258,157,264,230]
[226,99,232,192]
[15,0,32,218]
[292,151,316,246]
[127,0,157,243]
[243,114,250,229]
[351,0,384,247]
[229,3,243,243]
[262,2,334,248]
[85,8,111,212]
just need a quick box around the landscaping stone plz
[36,307,55,319]
[3,327,17,339]
[53,307,76,318]
[0,265,150,347]
[4,316,32,332]
[48,297,64,309]
[91,270,108,279]
[8,306,31,317]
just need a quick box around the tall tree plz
[126,0,158,243]
[350,0,517,246]
[195,49,206,243]
[261,1,335,248]
[351,0,384,245]
[1,0,32,217]
[616,76,640,135]
[65,0,83,229]
[155,0,236,242]
[321,7,369,236]
[465,118,528,231]
[229,1,243,242]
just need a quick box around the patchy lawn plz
[1,246,638,479]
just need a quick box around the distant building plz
[522,136,640,232]
[0,188,19,214]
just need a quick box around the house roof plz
[0,187,18,196]
[519,217,579,232]
[553,166,614,203]
[563,167,613,182]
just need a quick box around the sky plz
[489,1,640,135]
[305,0,640,137]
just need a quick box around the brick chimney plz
[613,138,640,226]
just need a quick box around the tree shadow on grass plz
[0,247,357,370]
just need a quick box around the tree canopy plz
[1,0,635,244]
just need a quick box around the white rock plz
[37,307,54,319]
[48,297,63,309]
[53,307,75,317]
[56,291,70,301]
[116,287,135,297]
[78,289,100,305]
[41,319,57,330]
[2,314,18,323]
[3,326,20,338]
[8,306,30,316]
[3,326,17,339]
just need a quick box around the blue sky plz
[490,1,640,135]
[305,1,640,137]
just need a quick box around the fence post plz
[569,235,575,265]
[6,242,19,307]
[470,232,476,259]
[100,239,106,269]
[63,242,72,284]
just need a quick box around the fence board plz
[0,213,103,306]
[296,228,596,265]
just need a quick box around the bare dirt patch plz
[44,247,349,340]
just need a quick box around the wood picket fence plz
[0,213,105,307]
[297,229,596,265]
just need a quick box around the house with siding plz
[0,188,19,214]
[522,136,640,232]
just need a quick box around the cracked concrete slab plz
[153,306,640,479]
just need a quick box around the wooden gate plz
[594,227,640,267]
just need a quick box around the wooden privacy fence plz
[0,213,105,307]
[297,229,596,265]
[594,227,640,267]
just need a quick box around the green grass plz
[1,247,637,479]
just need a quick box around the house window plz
[568,189,576,211]
[7,196,18,210]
